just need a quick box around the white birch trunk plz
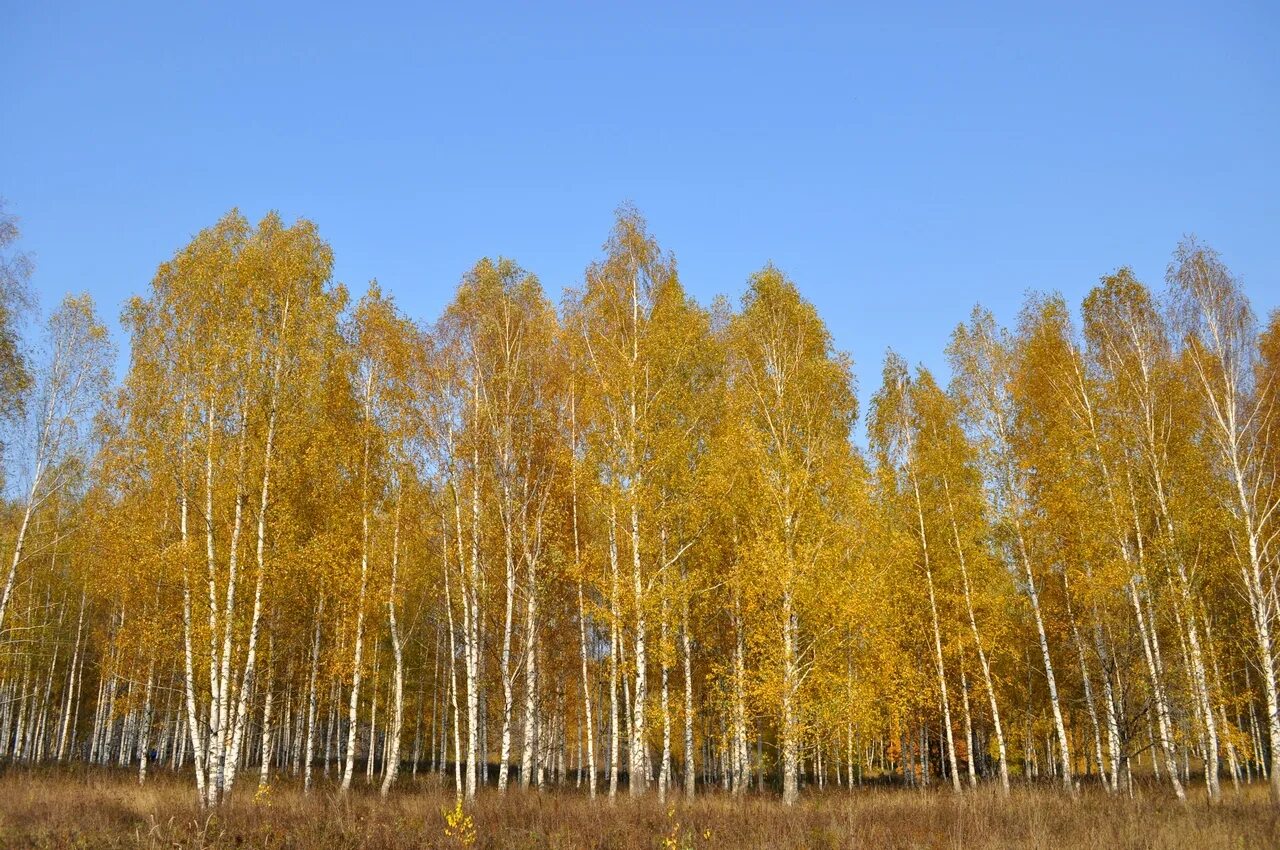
[137,660,155,783]
[629,493,647,795]
[658,595,671,801]
[608,501,621,798]
[381,499,405,797]
[303,600,322,793]
[57,591,86,761]
[258,647,275,790]
[960,658,977,788]
[1015,526,1073,790]
[342,369,376,792]
[444,519,464,800]
[520,560,539,788]
[682,587,696,800]
[1128,578,1185,798]
[499,490,517,791]
[943,480,1009,792]
[732,598,748,795]
[781,589,799,805]
[908,470,960,791]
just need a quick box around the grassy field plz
[0,769,1274,849]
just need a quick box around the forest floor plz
[0,767,1273,849]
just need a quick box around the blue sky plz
[3,1,1277,430]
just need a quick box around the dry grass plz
[0,768,1273,849]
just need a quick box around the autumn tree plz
[4,204,1276,807]
[0,199,35,486]
[564,206,693,796]
[1170,240,1280,801]
[118,210,339,805]
[0,295,111,640]
[725,265,861,804]
[948,307,1074,791]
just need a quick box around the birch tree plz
[0,295,111,641]
[1171,240,1280,802]
[0,199,34,488]
[565,206,686,795]
[118,210,338,804]
[726,266,860,804]
[948,307,1074,791]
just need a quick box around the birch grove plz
[1,205,1278,807]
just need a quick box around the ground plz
[0,769,1273,849]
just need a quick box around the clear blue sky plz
[4,1,1277,429]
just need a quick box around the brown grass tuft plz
[0,768,1274,849]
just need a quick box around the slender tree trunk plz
[960,656,977,788]
[258,638,275,790]
[569,387,598,798]
[462,415,482,799]
[629,493,647,795]
[342,373,376,792]
[225,370,282,794]
[367,651,380,783]
[179,470,208,803]
[444,521,464,800]
[137,660,156,784]
[304,600,323,793]
[1063,572,1106,784]
[1128,579,1185,799]
[781,589,799,805]
[499,491,517,791]
[211,403,251,801]
[682,583,696,800]
[907,470,960,791]
[732,596,748,795]
[608,501,621,799]
[943,478,1010,793]
[658,594,672,801]
[202,406,223,806]
[381,496,405,797]
[520,557,540,789]
[577,579,596,797]
[57,591,86,762]
[1015,526,1073,791]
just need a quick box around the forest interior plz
[0,197,1277,849]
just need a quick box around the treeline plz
[0,203,1278,807]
